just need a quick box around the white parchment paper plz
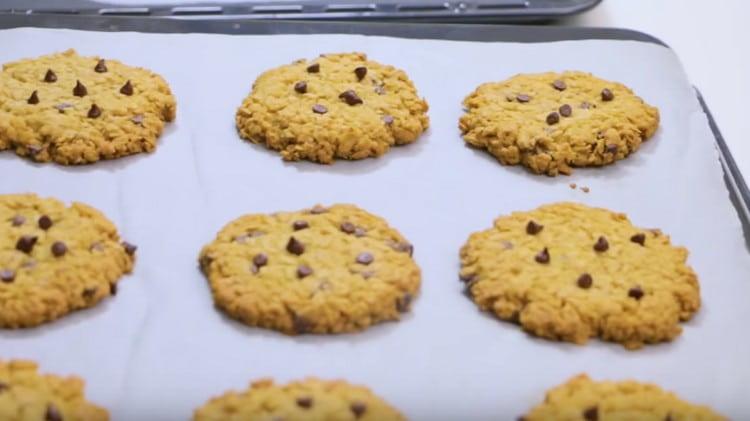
[1,27,749,420]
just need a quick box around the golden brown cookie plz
[459,202,699,349]
[236,52,429,164]
[1,193,136,328]
[199,204,420,334]
[0,49,176,164]
[193,378,405,421]
[459,72,659,176]
[0,359,109,421]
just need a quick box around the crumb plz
[569,183,577,189]
[580,186,590,193]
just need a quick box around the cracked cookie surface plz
[1,193,136,328]
[459,202,699,349]
[459,72,659,176]
[0,49,176,164]
[236,52,429,164]
[199,204,420,334]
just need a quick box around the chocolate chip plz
[306,63,320,73]
[546,112,560,125]
[339,90,363,106]
[0,382,8,392]
[628,286,644,300]
[559,104,572,117]
[340,222,355,234]
[296,396,313,408]
[354,227,366,237]
[1,269,15,283]
[51,241,67,257]
[73,80,87,97]
[390,242,414,256]
[293,315,313,333]
[122,242,137,255]
[110,282,118,296]
[87,104,101,119]
[665,413,672,421]
[38,215,53,230]
[16,235,37,254]
[396,293,413,312]
[286,237,305,255]
[526,220,543,235]
[350,401,367,418]
[131,114,144,125]
[45,403,62,421]
[534,248,550,264]
[583,406,598,421]
[44,69,57,83]
[356,252,374,265]
[601,88,614,101]
[292,220,309,231]
[82,287,97,299]
[354,66,367,81]
[593,236,609,252]
[382,115,394,125]
[516,94,531,103]
[95,59,107,73]
[577,273,593,289]
[253,253,268,268]
[297,265,313,278]
[606,144,618,154]
[120,80,133,96]
[552,79,567,91]
[11,215,25,226]
[27,90,39,105]
[294,81,307,94]
[312,104,327,114]
[310,205,327,214]
[459,273,476,283]
[630,233,646,246]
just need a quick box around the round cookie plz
[1,193,136,328]
[194,378,405,421]
[459,71,659,176]
[0,49,176,165]
[0,359,109,421]
[199,204,420,334]
[235,52,429,164]
[459,202,699,349]
[522,374,725,421]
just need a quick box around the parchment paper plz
[1,27,749,420]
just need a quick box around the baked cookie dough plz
[459,72,659,176]
[0,49,176,165]
[459,202,699,349]
[235,52,429,163]
[0,359,109,421]
[1,193,136,328]
[199,204,420,334]
[522,374,725,421]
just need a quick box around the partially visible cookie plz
[193,378,405,421]
[459,202,699,349]
[0,49,176,165]
[459,71,659,176]
[0,359,109,420]
[1,193,136,328]
[199,204,420,334]
[236,52,429,163]
[522,374,725,421]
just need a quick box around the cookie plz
[0,359,109,421]
[0,49,176,165]
[522,374,725,421]
[193,378,405,421]
[1,193,136,328]
[199,204,420,334]
[459,71,659,176]
[459,202,699,349]
[235,52,429,164]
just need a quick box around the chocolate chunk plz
[11,215,25,226]
[526,220,543,235]
[27,90,39,105]
[95,59,107,73]
[306,63,320,73]
[350,401,367,418]
[310,205,327,214]
[0,269,15,283]
[559,104,572,117]
[546,112,560,125]
[122,242,137,255]
[583,406,598,421]
[38,215,53,230]
[253,253,268,268]
[516,94,531,103]
[44,69,57,83]
[606,144,618,154]
[396,293,413,312]
[51,241,67,257]
[110,282,118,296]
[630,233,646,246]
[16,235,37,254]
[339,90,363,106]
[286,237,305,255]
[296,396,313,408]
[292,220,309,231]
[577,273,593,289]
[294,81,307,94]
[356,252,374,265]
[297,265,313,278]
[46,404,62,421]
[628,286,644,300]
[82,287,97,299]
[534,248,550,264]
[354,66,367,81]
[340,222,355,234]
[382,115,394,125]
[120,80,133,96]
[601,88,614,101]
[593,236,609,252]
[88,103,102,119]
[73,80,88,97]
[312,104,327,114]
[131,114,144,125]
[552,79,567,91]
